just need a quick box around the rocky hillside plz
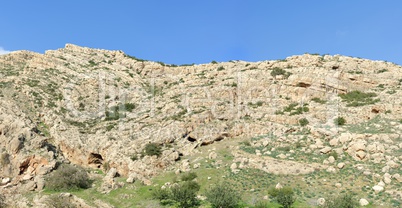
[0,44,401,207]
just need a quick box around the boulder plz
[359,198,369,206]
[372,185,384,193]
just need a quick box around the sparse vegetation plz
[44,194,77,208]
[181,172,197,181]
[339,90,379,106]
[311,97,326,104]
[323,193,358,208]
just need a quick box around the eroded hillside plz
[0,44,401,207]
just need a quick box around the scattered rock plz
[337,162,345,169]
[372,185,384,193]
[317,198,326,206]
[320,147,332,154]
[359,198,369,206]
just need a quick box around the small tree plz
[268,186,296,208]
[205,183,241,208]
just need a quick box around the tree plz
[205,183,241,208]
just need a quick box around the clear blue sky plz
[1,1,401,65]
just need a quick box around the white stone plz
[320,146,332,154]
[337,163,345,169]
[372,185,384,193]
[359,198,369,206]
[328,156,335,163]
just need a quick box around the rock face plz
[1,44,402,206]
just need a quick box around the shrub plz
[144,143,162,157]
[152,188,171,201]
[181,172,197,181]
[124,103,136,112]
[323,193,358,208]
[211,60,218,64]
[268,186,296,208]
[205,183,241,208]
[298,118,309,126]
[153,181,200,208]
[170,181,200,208]
[44,194,77,208]
[311,97,326,104]
[271,67,292,79]
[46,164,91,191]
[334,117,346,126]
[217,66,225,71]
[339,90,379,107]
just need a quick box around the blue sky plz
[1,1,402,65]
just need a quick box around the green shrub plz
[268,186,296,208]
[152,188,171,201]
[44,194,77,208]
[170,181,200,208]
[334,117,346,126]
[45,164,91,191]
[298,118,309,126]
[153,181,200,208]
[271,67,292,79]
[217,66,225,71]
[181,172,197,181]
[311,97,326,104]
[323,193,358,208]
[144,143,162,157]
[124,103,136,112]
[211,60,218,64]
[205,183,241,208]
[339,90,379,107]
